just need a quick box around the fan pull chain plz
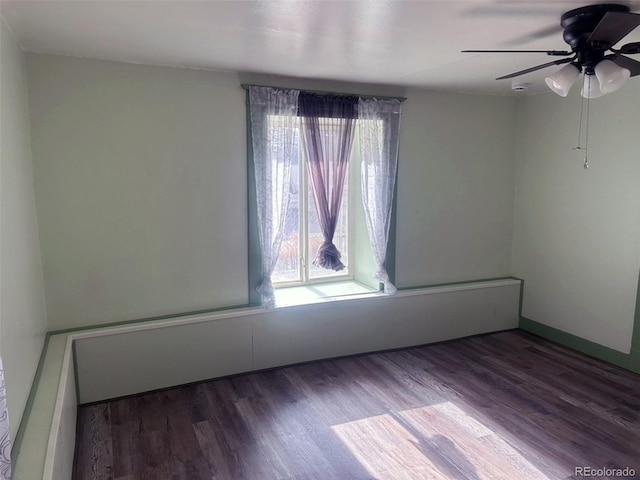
[573,75,591,169]
[583,76,591,169]
[574,84,585,150]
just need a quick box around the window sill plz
[274,281,381,308]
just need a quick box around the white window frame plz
[273,119,357,287]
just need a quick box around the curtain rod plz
[240,83,406,102]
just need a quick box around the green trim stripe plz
[46,278,520,339]
[519,317,636,373]
[519,267,640,375]
[385,167,398,287]
[398,276,520,292]
[48,302,251,337]
[631,269,640,373]
[246,88,262,307]
[11,333,51,465]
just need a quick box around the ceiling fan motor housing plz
[561,4,629,72]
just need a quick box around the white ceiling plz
[2,0,640,95]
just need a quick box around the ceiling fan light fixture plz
[581,74,606,98]
[595,59,631,93]
[545,63,581,97]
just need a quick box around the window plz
[247,86,402,308]
[272,118,352,285]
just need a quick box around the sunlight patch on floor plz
[331,402,551,480]
[332,413,450,480]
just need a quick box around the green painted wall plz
[26,54,250,329]
[513,81,640,359]
[0,17,48,443]
[396,90,517,287]
[26,55,518,330]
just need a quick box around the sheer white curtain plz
[249,86,300,308]
[358,98,403,294]
[0,355,10,480]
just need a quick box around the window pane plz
[272,116,352,285]
[272,131,301,283]
[308,169,349,279]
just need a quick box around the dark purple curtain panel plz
[298,93,357,271]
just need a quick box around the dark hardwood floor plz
[74,330,640,479]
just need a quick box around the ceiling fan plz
[463,4,640,97]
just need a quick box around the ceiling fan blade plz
[495,57,575,80]
[502,25,563,47]
[462,49,572,56]
[462,3,561,17]
[606,54,640,77]
[587,12,640,48]
[618,42,640,55]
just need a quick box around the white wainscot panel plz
[75,280,520,404]
[75,315,254,403]
[253,281,521,370]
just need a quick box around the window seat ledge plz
[274,281,381,307]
